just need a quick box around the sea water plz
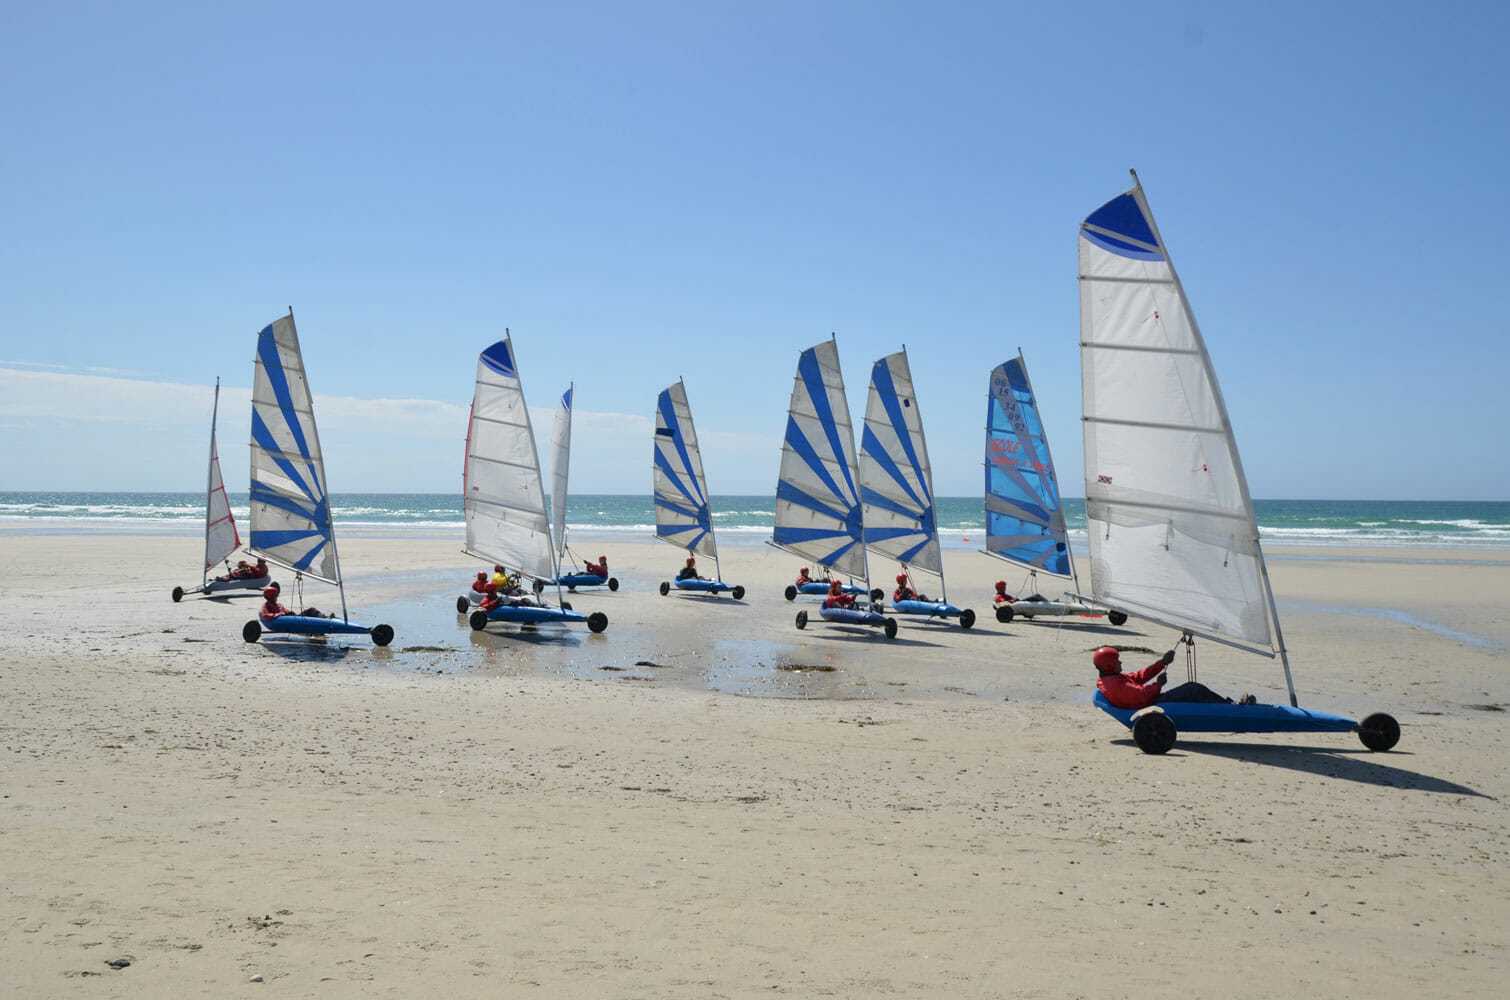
[3,492,1508,550]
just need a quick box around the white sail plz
[772,337,868,581]
[248,314,340,586]
[462,335,555,580]
[859,347,942,580]
[1078,176,1273,652]
[550,384,572,562]
[204,378,241,578]
[653,379,718,559]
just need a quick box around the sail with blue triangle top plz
[653,379,718,561]
[462,333,556,581]
[771,337,868,582]
[859,347,943,591]
[550,384,572,563]
[1080,172,1282,673]
[248,313,341,588]
[984,354,1075,584]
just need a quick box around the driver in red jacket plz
[259,585,290,623]
[1094,647,1238,708]
[823,579,855,610]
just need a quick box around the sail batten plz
[1079,178,1274,650]
[772,338,868,582]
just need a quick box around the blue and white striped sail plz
[550,384,572,562]
[772,337,868,581]
[859,347,942,578]
[1080,174,1275,654]
[985,355,1073,580]
[463,335,555,580]
[653,379,718,559]
[248,314,340,585]
[204,378,241,580]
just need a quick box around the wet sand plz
[2,534,1506,997]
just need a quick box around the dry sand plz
[2,533,1506,997]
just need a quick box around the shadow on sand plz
[1130,737,1491,797]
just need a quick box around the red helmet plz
[598,555,606,563]
[686,556,695,565]
[994,580,1007,592]
[476,572,487,581]
[800,567,809,574]
[1092,647,1122,672]
[262,586,278,601]
[896,573,907,585]
[485,582,497,594]
[829,580,842,593]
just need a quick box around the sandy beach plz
[2,533,1506,997]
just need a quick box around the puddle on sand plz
[701,638,880,700]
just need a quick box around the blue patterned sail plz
[248,314,340,585]
[772,338,868,581]
[653,379,718,559]
[859,348,941,576]
[985,355,1073,580]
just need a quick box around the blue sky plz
[3,1,1506,500]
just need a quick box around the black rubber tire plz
[732,585,746,601]
[959,608,976,629]
[883,617,898,639]
[795,610,808,630]
[1356,712,1400,752]
[784,585,797,602]
[587,612,608,633]
[242,620,261,643]
[1132,712,1177,754]
[456,595,470,614]
[533,578,546,594]
[370,624,394,647]
[659,581,670,596]
[871,588,885,604]
[608,577,619,592]
[469,610,489,632]
[172,586,184,603]
[1108,610,1129,626]
[562,601,572,611]
[996,604,1013,624]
